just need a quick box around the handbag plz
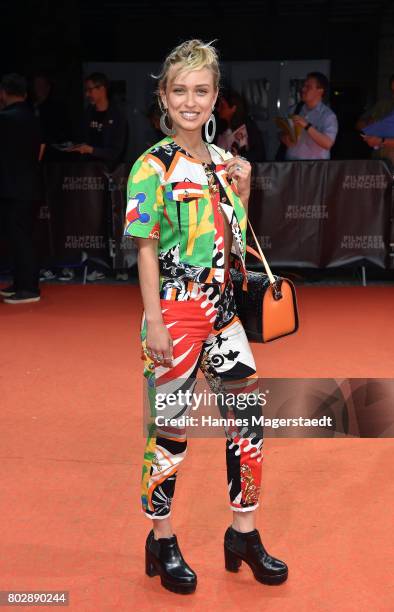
[230,219,299,343]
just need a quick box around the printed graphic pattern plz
[141,279,263,519]
[124,137,248,287]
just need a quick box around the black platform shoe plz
[224,526,288,585]
[145,529,197,594]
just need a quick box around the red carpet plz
[0,285,393,610]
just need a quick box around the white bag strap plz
[247,219,276,285]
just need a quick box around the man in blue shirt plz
[281,72,338,160]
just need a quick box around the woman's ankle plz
[232,510,256,533]
[152,518,174,539]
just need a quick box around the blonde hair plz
[155,39,220,107]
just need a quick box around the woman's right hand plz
[133,237,173,367]
[146,321,174,368]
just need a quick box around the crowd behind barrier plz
[0,159,393,273]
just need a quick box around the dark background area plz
[0,0,393,157]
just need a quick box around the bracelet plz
[305,122,312,131]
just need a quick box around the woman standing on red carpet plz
[124,39,288,594]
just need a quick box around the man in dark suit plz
[0,74,42,303]
[65,72,129,282]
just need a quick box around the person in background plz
[70,72,128,168]
[32,73,70,156]
[216,89,266,161]
[357,74,394,164]
[63,73,129,282]
[0,74,42,304]
[280,72,338,160]
[32,74,73,283]
[362,131,394,158]
[356,74,394,131]
[145,101,163,148]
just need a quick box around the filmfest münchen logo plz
[65,235,106,249]
[341,235,385,249]
[255,235,272,249]
[252,176,273,190]
[38,206,50,220]
[285,205,328,219]
[62,177,105,191]
[342,175,387,189]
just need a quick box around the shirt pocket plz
[164,182,207,256]
[166,181,205,203]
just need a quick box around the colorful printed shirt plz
[124,136,248,286]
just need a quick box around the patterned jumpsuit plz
[125,137,264,520]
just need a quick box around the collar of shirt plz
[301,101,324,117]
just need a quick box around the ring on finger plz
[235,164,242,171]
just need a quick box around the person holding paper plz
[357,74,394,162]
[280,72,338,160]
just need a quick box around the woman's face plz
[161,65,218,135]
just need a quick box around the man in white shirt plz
[281,72,338,160]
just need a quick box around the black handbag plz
[231,220,299,343]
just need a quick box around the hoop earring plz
[159,110,176,136]
[204,113,216,143]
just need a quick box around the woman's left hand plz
[223,156,252,205]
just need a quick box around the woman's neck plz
[173,128,205,151]
[172,128,212,163]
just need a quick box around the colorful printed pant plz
[140,274,264,519]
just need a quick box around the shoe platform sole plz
[252,570,288,585]
[145,547,197,594]
[225,548,288,585]
[3,296,40,304]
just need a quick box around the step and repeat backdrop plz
[248,159,393,269]
[1,159,392,273]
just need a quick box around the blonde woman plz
[125,39,288,594]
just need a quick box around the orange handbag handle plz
[246,244,262,261]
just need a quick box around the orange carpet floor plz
[0,285,393,611]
